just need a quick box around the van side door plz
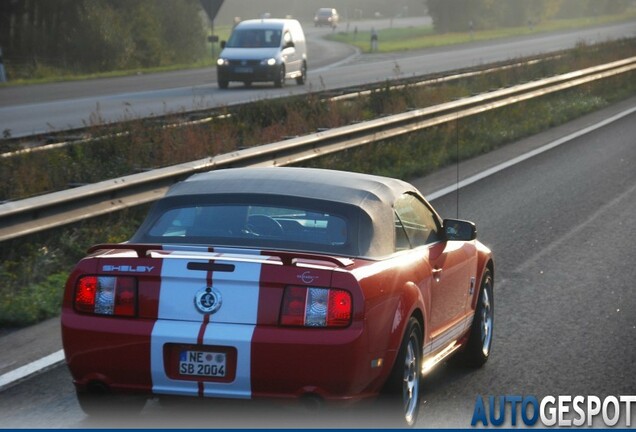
[281,30,300,75]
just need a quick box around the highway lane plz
[420,106,636,427]
[0,97,634,428]
[0,17,427,107]
[0,20,634,138]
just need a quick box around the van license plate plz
[179,350,226,377]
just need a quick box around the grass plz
[327,11,636,53]
[1,58,218,86]
[0,207,149,327]
[300,89,618,180]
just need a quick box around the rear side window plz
[394,194,442,249]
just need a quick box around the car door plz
[394,193,473,340]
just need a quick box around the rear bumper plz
[62,313,384,402]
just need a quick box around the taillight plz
[74,276,137,317]
[280,286,352,327]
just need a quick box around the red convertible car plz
[61,167,494,426]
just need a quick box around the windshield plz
[226,29,282,48]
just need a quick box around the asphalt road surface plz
[1,95,634,428]
[0,19,634,137]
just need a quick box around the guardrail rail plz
[1,56,635,242]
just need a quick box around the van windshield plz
[226,29,282,48]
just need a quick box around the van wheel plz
[274,65,285,88]
[218,80,228,89]
[296,62,307,85]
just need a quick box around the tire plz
[457,269,494,368]
[218,80,228,89]
[296,62,307,85]
[274,65,285,88]
[381,317,422,427]
[76,389,146,417]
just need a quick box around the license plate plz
[234,66,253,73]
[179,350,226,377]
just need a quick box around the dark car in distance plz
[314,8,339,28]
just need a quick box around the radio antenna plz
[455,116,460,219]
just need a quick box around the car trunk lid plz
[89,244,352,326]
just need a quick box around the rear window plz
[144,203,349,253]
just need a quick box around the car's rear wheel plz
[76,389,146,417]
[457,268,494,367]
[381,317,422,427]
[274,65,285,88]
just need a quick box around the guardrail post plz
[0,47,7,83]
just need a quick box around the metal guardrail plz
[1,56,635,242]
[1,54,560,158]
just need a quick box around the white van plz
[217,19,307,89]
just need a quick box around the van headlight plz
[217,58,229,66]
[261,58,276,66]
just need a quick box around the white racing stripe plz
[202,323,254,398]
[151,257,205,396]
[151,321,200,396]
[151,248,263,398]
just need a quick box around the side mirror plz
[443,219,477,241]
[284,40,295,49]
[220,40,226,49]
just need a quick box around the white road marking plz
[426,106,636,202]
[0,350,65,391]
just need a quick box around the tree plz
[0,0,207,78]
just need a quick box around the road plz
[0,20,634,138]
[416,103,636,427]
[1,95,634,428]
